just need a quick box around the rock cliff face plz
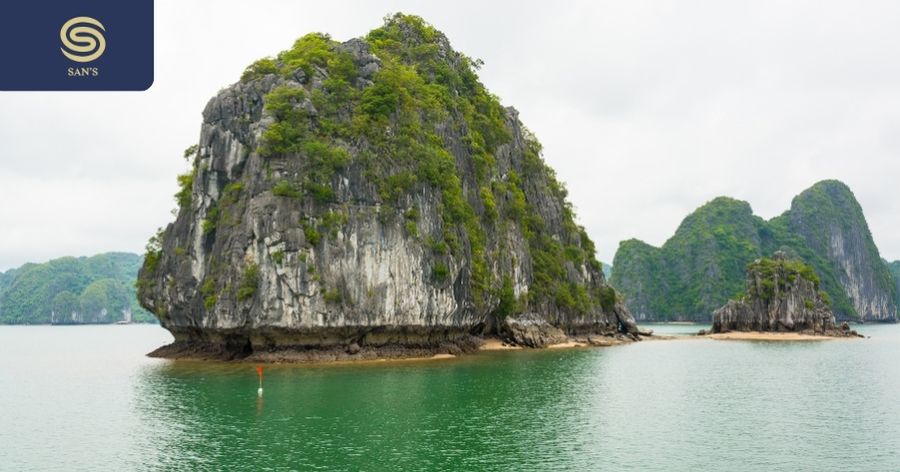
[781,181,896,322]
[712,252,851,335]
[889,260,900,314]
[611,181,897,322]
[137,14,639,358]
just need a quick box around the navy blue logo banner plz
[0,0,153,91]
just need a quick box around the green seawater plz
[2,324,900,471]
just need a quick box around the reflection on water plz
[3,324,900,470]
[133,352,599,471]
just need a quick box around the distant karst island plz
[0,252,154,324]
[137,14,647,362]
[611,180,899,324]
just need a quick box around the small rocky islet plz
[137,14,646,361]
[705,251,862,338]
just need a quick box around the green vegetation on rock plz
[888,260,900,315]
[225,14,606,314]
[236,263,260,301]
[745,256,821,302]
[175,170,195,208]
[611,181,897,322]
[272,180,301,198]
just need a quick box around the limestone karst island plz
[611,180,898,327]
[137,14,644,361]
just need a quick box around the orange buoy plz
[256,365,264,396]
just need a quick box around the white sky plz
[2,0,899,271]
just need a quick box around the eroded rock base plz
[148,338,482,362]
[148,323,644,362]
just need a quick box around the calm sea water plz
[2,324,900,471]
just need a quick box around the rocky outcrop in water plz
[611,181,897,322]
[137,14,640,359]
[500,314,569,348]
[712,252,859,337]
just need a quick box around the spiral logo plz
[59,17,106,63]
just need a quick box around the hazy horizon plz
[2,0,899,271]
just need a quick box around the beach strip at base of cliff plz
[704,331,861,341]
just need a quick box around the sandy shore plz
[547,341,587,349]
[428,353,456,360]
[706,331,842,341]
[479,338,523,351]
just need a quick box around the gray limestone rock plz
[137,15,641,359]
[500,314,568,348]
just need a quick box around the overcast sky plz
[2,0,899,271]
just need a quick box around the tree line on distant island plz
[0,252,155,324]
